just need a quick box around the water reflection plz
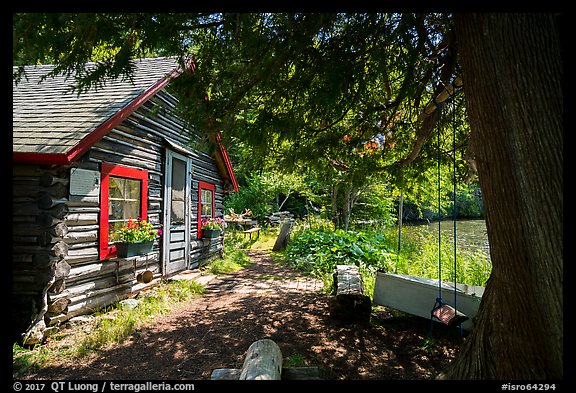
[420,219,491,258]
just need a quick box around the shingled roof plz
[13,57,184,163]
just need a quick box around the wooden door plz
[163,150,192,276]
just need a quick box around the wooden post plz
[239,339,283,380]
[329,265,372,323]
[272,221,293,251]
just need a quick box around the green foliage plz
[449,186,484,218]
[207,246,252,275]
[287,228,397,277]
[12,343,52,376]
[350,182,397,228]
[224,173,276,222]
[286,222,491,297]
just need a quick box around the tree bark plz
[442,14,562,379]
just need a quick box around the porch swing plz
[373,90,483,332]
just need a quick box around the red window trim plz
[99,163,149,260]
[197,181,215,238]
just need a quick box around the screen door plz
[163,150,192,275]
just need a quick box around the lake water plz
[418,219,491,259]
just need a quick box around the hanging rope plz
[437,105,443,302]
[429,92,468,336]
[452,90,461,336]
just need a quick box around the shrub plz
[286,225,491,296]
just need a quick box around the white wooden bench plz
[243,226,261,240]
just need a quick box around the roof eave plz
[215,132,239,193]
[13,66,184,166]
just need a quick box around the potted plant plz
[201,217,226,239]
[113,217,162,258]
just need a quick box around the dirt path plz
[21,250,462,380]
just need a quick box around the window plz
[99,163,148,259]
[197,181,215,237]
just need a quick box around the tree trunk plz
[331,183,359,230]
[442,14,562,379]
[331,183,340,229]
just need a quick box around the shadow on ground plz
[20,251,463,380]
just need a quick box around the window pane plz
[201,189,213,217]
[171,159,186,224]
[108,176,142,242]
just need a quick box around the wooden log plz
[32,254,62,268]
[272,221,293,251]
[65,212,98,226]
[37,213,63,228]
[46,276,161,325]
[64,229,98,244]
[211,367,320,380]
[13,182,69,198]
[68,195,99,206]
[13,235,40,245]
[13,241,68,258]
[38,232,63,246]
[54,259,71,279]
[210,369,241,380]
[329,265,371,324]
[13,222,68,238]
[48,278,66,294]
[334,265,364,296]
[37,194,69,209]
[39,174,69,187]
[13,165,61,177]
[239,339,283,380]
[47,297,70,314]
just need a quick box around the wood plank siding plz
[13,62,234,343]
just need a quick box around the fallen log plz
[329,264,371,323]
[211,339,320,380]
[211,367,321,380]
[239,339,283,380]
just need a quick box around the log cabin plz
[12,57,238,344]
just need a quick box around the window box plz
[202,229,221,239]
[115,240,154,258]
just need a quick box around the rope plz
[437,105,442,301]
[429,73,468,337]
[452,91,460,335]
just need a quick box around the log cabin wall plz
[13,165,72,344]
[13,89,227,343]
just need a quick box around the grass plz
[13,228,274,377]
[13,279,206,377]
[284,353,308,367]
[204,227,278,274]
